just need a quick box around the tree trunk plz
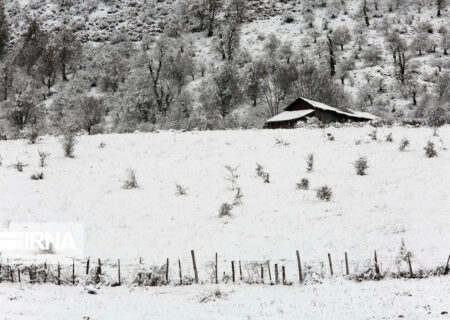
[62,63,67,81]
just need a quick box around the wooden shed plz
[265,97,378,129]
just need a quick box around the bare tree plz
[0,59,14,101]
[331,26,352,50]
[54,27,81,81]
[361,0,370,26]
[76,96,105,135]
[436,0,447,17]
[147,37,176,116]
[326,34,336,76]
[260,61,294,116]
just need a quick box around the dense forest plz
[0,0,449,139]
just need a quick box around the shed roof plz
[266,109,315,123]
[300,97,378,121]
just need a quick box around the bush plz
[256,163,270,183]
[296,178,310,190]
[219,203,233,218]
[30,172,44,180]
[38,150,50,167]
[368,129,377,141]
[424,141,437,158]
[385,133,393,142]
[175,184,187,196]
[399,138,410,151]
[224,165,239,190]
[14,161,28,172]
[354,157,369,175]
[306,153,314,173]
[62,131,77,158]
[232,187,243,206]
[316,185,332,202]
[123,168,139,189]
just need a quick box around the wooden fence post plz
[260,265,264,282]
[267,261,272,282]
[328,253,333,276]
[345,252,349,276]
[0,263,2,283]
[374,250,380,278]
[178,259,182,285]
[296,250,303,283]
[44,262,47,283]
[86,258,90,275]
[444,255,450,275]
[118,259,121,286]
[98,258,102,275]
[57,263,61,285]
[407,253,413,278]
[232,261,235,283]
[9,267,13,282]
[215,253,218,284]
[18,268,21,282]
[239,261,243,281]
[191,250,198,284]
[282,266,286,285]
[275,264,279,284]
[166,258,169,283]
[72,259,75,285]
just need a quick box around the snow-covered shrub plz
[368,129,377,141]
[123,168,139,189]
[424,141,437,158]
[316,185,332,202]
[350,261,386,281]
[354,157,369,175]
[38,150,50,167]
[256,163,270,183]
[30,172,44,180]
[385,133,393,142]
[306,153,314,173]
[175,184,187,196]
[199,288,228,303]
[98,142,106,149]
[327,133,335,141]
[132,264,167,286]
[232,187,243,206]
[219,203,233,218]
[27,125,40,144]
[296,178,310,190]
[399,138,410,151]
[224,165,239,190]
[62,131,77,158]
[283,13,294,23]
[275,137,290,146]
[13,161,28,172]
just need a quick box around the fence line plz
[0,251,449,286]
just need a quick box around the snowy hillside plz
[0,0,449,137]
[1,126,449,271]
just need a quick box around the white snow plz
[1,278,450,319]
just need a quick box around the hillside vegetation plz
[0,0,449,138]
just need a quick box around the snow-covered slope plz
[0,126,448,272]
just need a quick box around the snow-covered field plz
[1,278,450,320]
[1,125,449,319]
[0,126,448,271]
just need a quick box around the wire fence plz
[1,250,449,287]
